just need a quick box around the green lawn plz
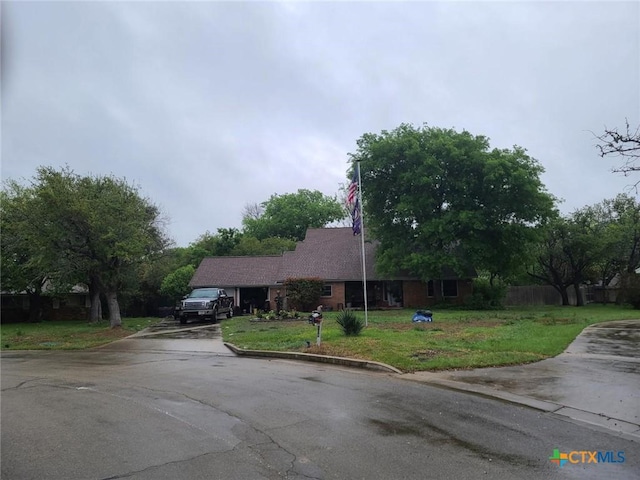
[1,306,636,373]
[0,318,157,350]
[222,305,638,372]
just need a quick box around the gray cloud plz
[2,1,638,246]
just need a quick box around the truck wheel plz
[179,317,187,325]
[226,307,233,319]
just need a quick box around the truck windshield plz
[188,288,219,298]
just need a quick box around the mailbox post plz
[314,316,322,346]
[308,306,323,346]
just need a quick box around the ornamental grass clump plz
[336,310,364,336]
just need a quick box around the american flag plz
[346,164,358,211]
[347,165,361,235]
[351,198,361,235]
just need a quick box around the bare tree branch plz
[595,119,640,169]
[593,119,640,191]
[242,202,263,221]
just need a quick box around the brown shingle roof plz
[190,227,474,287]
[190,228,378,287]
[190,255,282,288]
[278,227,381,281]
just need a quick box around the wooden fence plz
[504,285,581,306]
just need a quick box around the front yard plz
[0,318,157,350]
[1,305,636,373]
[222,305,637,372]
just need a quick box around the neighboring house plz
[1,284,91,323]
[587,269,640,304]
[190,227,475,312]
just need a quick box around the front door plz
[239,287,268,314]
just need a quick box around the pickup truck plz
[177,288,234,324]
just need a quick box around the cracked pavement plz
[2,319,639,479]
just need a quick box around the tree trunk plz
[558,287,570,306]
[616,272,631,305]
[573,284,584,306]
[88,278,102,323]
[105,290,122,328]
[27,291,43,323]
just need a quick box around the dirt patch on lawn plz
[378,320,503,332]
[302,344,372,360]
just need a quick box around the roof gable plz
[278,227,381,281]
[190,255,282,287]
[190,227,475,287]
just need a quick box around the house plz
[1,284,91,323]
[190,227,475,313]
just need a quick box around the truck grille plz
[184,301,208,310]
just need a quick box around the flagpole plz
[357,161,368,327]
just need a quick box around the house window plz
[427,280,435,297]
[442,280,458,297]
[322,285,332,297]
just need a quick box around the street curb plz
[400,375,640,442]
[223,342,403,374]
[225,342,639,441]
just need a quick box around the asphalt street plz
[1,319,638,480]
[410,320,640,438]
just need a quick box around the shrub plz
[283,277,324,311]
[618,272,640,309]
[336,310,364,336]
[160,265,195,301]
[464,278,507,310]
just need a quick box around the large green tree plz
[3,166,171,327]
[242,189,344,241]
[131,246,192,316]
[583,194,640,303]
[349,124,556,283]
[528,214,603,306]
[230,236,297,256]
[601,194,640,278]
[527,195,640,306]
[0,186,48,322]
[182,228,295,266]
[187,228,244,267]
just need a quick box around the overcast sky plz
[2,0,639,247]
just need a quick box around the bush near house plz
[465,278,508,310]
[283,277,324,311]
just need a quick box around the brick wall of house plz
[319,282,345,311]
[458,279,474,302]
[268,279,473,312]
[273,282,346,312]
[266,288,283,312]
[404,279,472,307]
[403,281,429,307]
[270,282,346,312]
